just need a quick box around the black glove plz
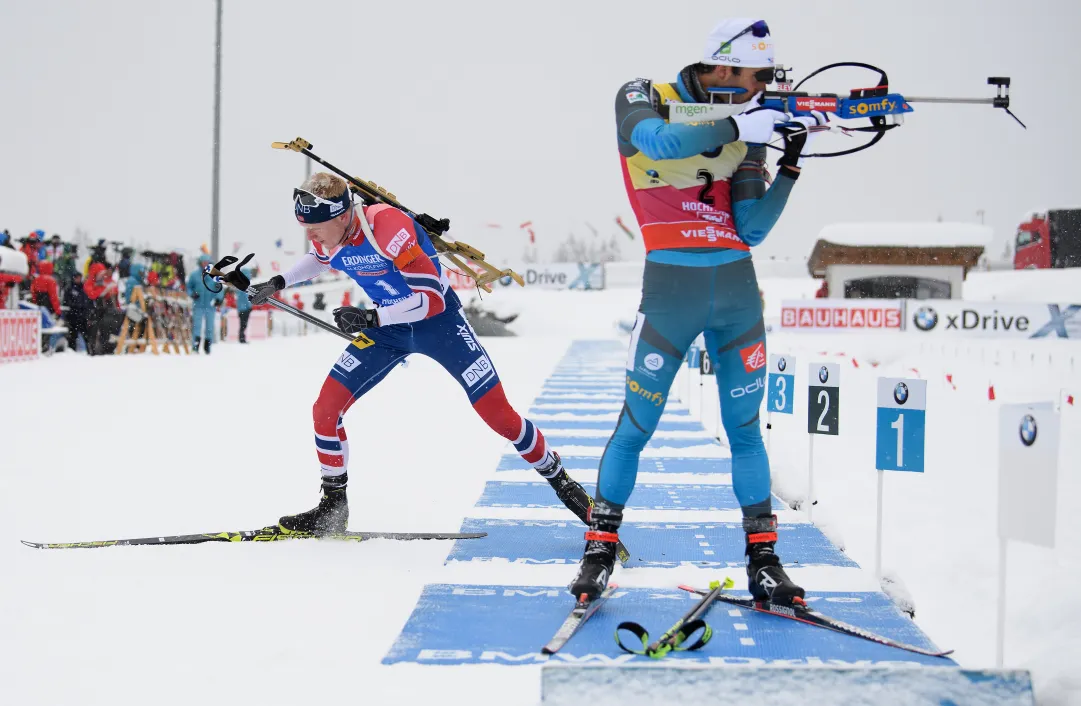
[191,291,200,301]
[333,306,379,333]
[249,275,285,305]
[776,111,828,179]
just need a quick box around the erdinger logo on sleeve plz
[461,354,493,387]
[740,341,766,373]
[386,229,412,257]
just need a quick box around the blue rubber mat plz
[532,397,627,405]
[475,481,782,511]
[529,418,706,432]
[530,405,691,416]
[383,585,951,666]
[542,435,721,450]
[495,455,732,474]
[447,519,856,568]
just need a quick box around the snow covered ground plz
[1,287,1078,704]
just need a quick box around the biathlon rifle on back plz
[271,137,524,291]
[664,62,1025,158]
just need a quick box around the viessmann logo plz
[794,96,838,112]
[680,225,740,244]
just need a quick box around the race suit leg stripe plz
[314,331,409,477]
[412,308,556,469]
[704,258,771,518]
[596,262,712,506]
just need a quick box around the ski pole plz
[204,255,358,344]
[615,577,733,658]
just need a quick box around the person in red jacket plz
[20,232,42,276]
[30,261,62,316]
[84,252,118,355]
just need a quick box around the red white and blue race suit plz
[282,203,555,481]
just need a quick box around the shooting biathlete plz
[249,172,596,534]
[570,18,824,604]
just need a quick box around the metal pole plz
[303,156,312,254]
[210,0,223,260]
[875,469,884,579]
[807,434,815,522]
[996,537,1007,667]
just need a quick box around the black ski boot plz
[193,337,201,354]
[568,502,622,600]
[745,514,805,605]
[203,339,211,354]
[537,452,594,525]
[279,474,349,535]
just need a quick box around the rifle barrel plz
[903,96,997,105]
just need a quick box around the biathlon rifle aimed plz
[668,62,1025,158]
[271,137,524,292]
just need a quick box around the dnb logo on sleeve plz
[383,585,952,667]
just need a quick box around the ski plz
[678,585,953,658]
[542,585,620,655]
[21,526,487,550]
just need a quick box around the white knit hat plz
[701,18,774,68]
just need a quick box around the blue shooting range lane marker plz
[382,585,953,666]
[531,400,691,410]
[541,435,721,450]
[475,481,783,511]
[447,519,856,569]
[527,418,706,432]
[495,455,732,474]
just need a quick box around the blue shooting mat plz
[541,435,721,450]
[446,519,856,569]
[382,585,952,667]
[475,481,783,511]
[527,418,706,432]
[530,405,692,416]
[495,455,732,474]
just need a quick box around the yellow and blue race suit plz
[600,65,798,519]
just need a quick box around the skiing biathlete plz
[570,18,825,604]
[251,172,595,534]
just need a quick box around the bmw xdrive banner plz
[906,301,1081,339]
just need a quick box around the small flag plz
[1067,394,1075,406]
[275,238,283,249]
[519,221,533,229]
[528,228,536,244]
[988,384,996,401]
[615,216,636,240]
[271,261,280,272]
[946,374,957,390]
[851,358,859,368]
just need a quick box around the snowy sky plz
[2,0,1078,267]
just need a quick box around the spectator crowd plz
[1,228,261,356]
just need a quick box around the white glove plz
[729,107,788,144]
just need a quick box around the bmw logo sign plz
[818,366,829,384]
[1019,414,1038,447]
[778,357,787,372]
[893,382,909,405]
[914,306,939,331]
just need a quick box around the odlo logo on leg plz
[730,375,766,398]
